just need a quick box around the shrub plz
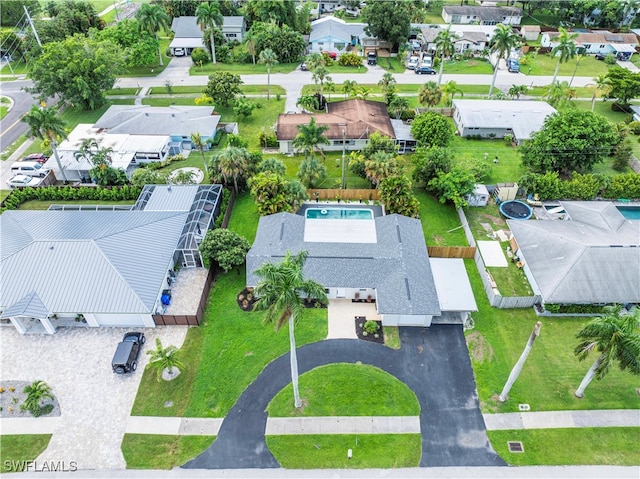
[191,48,209,65]
[364,320,380,334]
[258,128,278,148]
[604,53,617,64]
[627,121,640,135]
[337,53,362,67]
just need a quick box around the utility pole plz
[24,5,42,48]
[499,321,542,402]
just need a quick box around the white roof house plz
[452,100,557,145]
[0,185,223,334]
[170,16,247,54]
[508,202,640,305]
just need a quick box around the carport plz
[1,292,55,334]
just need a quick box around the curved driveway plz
[184,325,505,469]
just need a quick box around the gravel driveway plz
[0,325,188,470]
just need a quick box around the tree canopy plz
[1,0,40,27]
[204,71,243,107]
[410,112,455,149]
[199,228,251,272]
[248,172,308,215]
[93,19,157,67]
[247,22,306,63]
[520,110,617,178]
[27,34,124,110]
[362,0,411,49]
[604,67,640,104]
[379,175,420,218]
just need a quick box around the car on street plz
[112,332,145,374]
[6,174,41,188]
[19,153,48,164]
[415,66,437,75]
[300,63,308,71]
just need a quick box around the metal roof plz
[0,292,49,319]
[1,210,187,315]
[508,202,640,304]
[246,212,440,316]
[310,16,367,42]
[429,258,477,312]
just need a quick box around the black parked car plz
[595,53,605,61]
[415,66,437,75]
[112,332,145,374]
[367,52,377,65]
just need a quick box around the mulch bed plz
[237,288,257,312]
[354,317,384,344]
[303,298,327,309]
[0,381,60,418]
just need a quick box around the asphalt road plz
[0,79,35,151]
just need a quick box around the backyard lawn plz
[415,190,466,246]
[267,363,420,417]
[449,135,526,184]
[278,151,375,189]
[121,434,215,469]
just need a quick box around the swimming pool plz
[305,208,374,220]
[617,206,640,220]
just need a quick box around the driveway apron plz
[183,325,504,469]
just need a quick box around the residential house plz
[452,100,557,145]
[0,185,223,334]
[442,6,522,25]
[520,25,540,42]
[418,24,492,54]
[508,202,640,306]
[276,99,415,154]
[246,206,477,327]
[309,16,366,55]
[46,105,226,182]
[170,16,247,55]
[541,31,638,60]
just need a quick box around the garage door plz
[93,314,146,327]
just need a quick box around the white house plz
[309,16,366,55]
[442,6,522,25]
[452,100,557,145]
[418,24,495,54]
[541,31,639,60]
[0,185,223,334]
[246,205,477,327]
[170,16,247,55]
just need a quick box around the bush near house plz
[518,172,640,201]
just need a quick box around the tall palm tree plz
[342,79,357,98]
[434,26,456,86]
[292,117,329,161]
[297,156,327,188]
[312,66,329,96]
[488,24,520,97]
[258,48,279,100]
[389,96,410,120]
[442,80,464,107]
[136,3,170,66]
[378,72,396,97]
[214,145,251,194]
[22,105,69,183]
[418,81,442,110]
[190,132,208,177]
[574,306,640,398]
[325,78,336,100]
[590,74,611,111]
[196,1,223,64]
[253,251,327,408]
[364,151,399,188]
[551,27,579,85]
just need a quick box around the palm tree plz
[296,94,319,112]
[190,132,208,177]
[325,77,336,100]
[305,52,326,72]
[442,80,464,107]
[378,72,396,97]
[258,48,279,100]
[21,380,54,417]
[136,3,170,66]
[590,74,611,111]
[364,151,400,188]
[551,27,579,85]
[147,337,185,381]
[488,24,520,97]
[292,117,329,161]
[389,96,410,120]
[214,145,251,194]
[342,79,357,99]
[355,86,372,100]
[574,306,640,398]
[418,81,442,110]
[22,105,69,183]
[508,84,528,99]
[312,66,329,96]
[434,26,456,85]
[297,156,327,188]
[253,251,327,408]
[196,1,223,64]
[545,80,577,109]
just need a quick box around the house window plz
[466,16,470,19]
[584,44,591,49]
[599,44,605,48]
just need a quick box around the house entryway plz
[326,299,381,339]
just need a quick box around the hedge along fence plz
[307,189,380,201]
[519,172,640,201]
[0,185,143,212]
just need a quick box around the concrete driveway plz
[0,325,188,470]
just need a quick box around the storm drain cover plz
[518,403,531,411]
[508,441,524,453]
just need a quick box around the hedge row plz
[544,303,610,314]
[1,185,143,212]
[518,172,640,201]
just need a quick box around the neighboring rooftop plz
[443,5,522,22]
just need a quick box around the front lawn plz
[190,62,299,75]
[523,54,611,77]
[488,428,640,466]
[266,434,421,468]
[0,435,51,472]
[443,58,493,74]
[267,363,420,417]
[376,56,404,73]
[121,434,215,469]
[147,85,286,96]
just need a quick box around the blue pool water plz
[305,208,373,220]
[617,206,640,220]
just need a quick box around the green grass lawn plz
[121,38,172,77]
[121,434,215,469]
[106,87,140,96]
[376,56,404,73]
[266,434,421,468]
[0,61,28,75]
[0,105,8,121]
[190,62,298,75]
[226,191,260,242]
[572,99,632,123]
[267,363,420,417]
[449,135,526,184]
[0,435,51,472]
[147,85,286,96]
[523,54,611,77]
[526,86,594,98]
[444,58,493,74]
[415,189,466,246]
[278,151,373,189]
[488,428,640,466]
[464,259,640,414]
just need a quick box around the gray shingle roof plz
[93,105,219,137]
[508,202,640,304]
[246,213,440,316]
[171,16,203,38]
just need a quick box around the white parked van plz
[10,161,49,177]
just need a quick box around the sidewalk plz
[4,409,636,436]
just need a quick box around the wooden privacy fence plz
[427,245,476,259]
[307,189,380,201]
[153,266,216,326]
